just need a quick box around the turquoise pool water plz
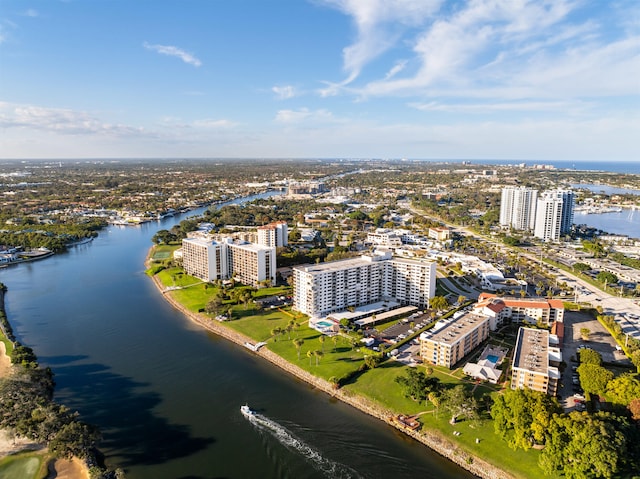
[486,354,500,364]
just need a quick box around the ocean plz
[434,159,640,175]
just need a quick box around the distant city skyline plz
[1,0,638,160]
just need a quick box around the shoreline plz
[147,258,513,479]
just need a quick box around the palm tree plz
[314,350,323,366]
[318,335,326,352]
[332,335,339,352]
[307,349,314,366]
[271,327,282,342]
[294,339,304,360]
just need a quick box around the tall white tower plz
[500,187,538,231]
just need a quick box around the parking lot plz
[560,310,632,410]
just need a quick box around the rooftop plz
[420,312,489,344]
[512,327,549,374]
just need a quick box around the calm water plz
[574,209,640,239]
[0,196,474,479]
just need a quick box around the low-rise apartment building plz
[476,293,564,326]
[511,327,561,396]
[419,312,491,368]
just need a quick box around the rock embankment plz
[150,274,513,479]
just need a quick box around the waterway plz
[0,192,474,479]
[574,209,640,240]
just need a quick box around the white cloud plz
[384,60,408,80]
[409,100,586,114]
[23,9,39,17]
[143,42,202,67]
[274,108,334,123]
[272,85,297,99]
[0,101,151,137]
[319,0,443,85]
[322,0,639,108]
[192,119,237,129]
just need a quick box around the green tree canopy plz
[579,348,602,365]
[429,296,449,311]
[597,271,618,285]
[539,412,627,479]
[605,373,640,406]
[491,388,561,451]
[578,363,614,398]
[394,368,441,403]
[441,385,479,425]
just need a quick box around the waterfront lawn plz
[225,311,366,381]
[0,452,46,479]
[346,362,554,479]
[269,330,366,381]
[252,286,291,299]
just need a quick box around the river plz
[0,192,474,479]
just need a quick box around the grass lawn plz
[347,361,556,479]
[224,310,366,382]
[0,452,46,479]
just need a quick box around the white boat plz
[240,404,256,417]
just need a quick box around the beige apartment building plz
[419,312,491,368]
[511,327,561,396]
[182,237,275,286]
[476,293,564,326]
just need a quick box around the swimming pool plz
[486,354,500,364]
[316,320,335,328]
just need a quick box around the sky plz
[0,0,639,161]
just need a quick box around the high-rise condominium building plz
[257,221,288,248]
[292,251,436,318]
[499,187,538,231]
[182,237,276,286]
[534,190,574,242]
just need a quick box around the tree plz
[270,327,282,342]
[577,363,614,398]
[318,334,326,352]
[307,349,314,366]
[580,327,591,341]
[49,421,100,460]
[428,392,441,418]
[597,271,618,286]
[429,296,449,311]
[364,355,380,370]
[441,385,478,425]
[395,368,441,403]
[579,348,602,365]
[631,350,640,373]
[539,412,626,479]
[573,262,591,273]
[314,350,323,366]
[606,373,640,406]
[293,339,304,361]
[205,296,223,315]
[491,388,561,451]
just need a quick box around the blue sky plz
[0,0,638,161]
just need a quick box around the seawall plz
[149,271,514,479]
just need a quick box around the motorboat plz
[240,404,256,417]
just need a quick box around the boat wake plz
[245,411,362,478]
